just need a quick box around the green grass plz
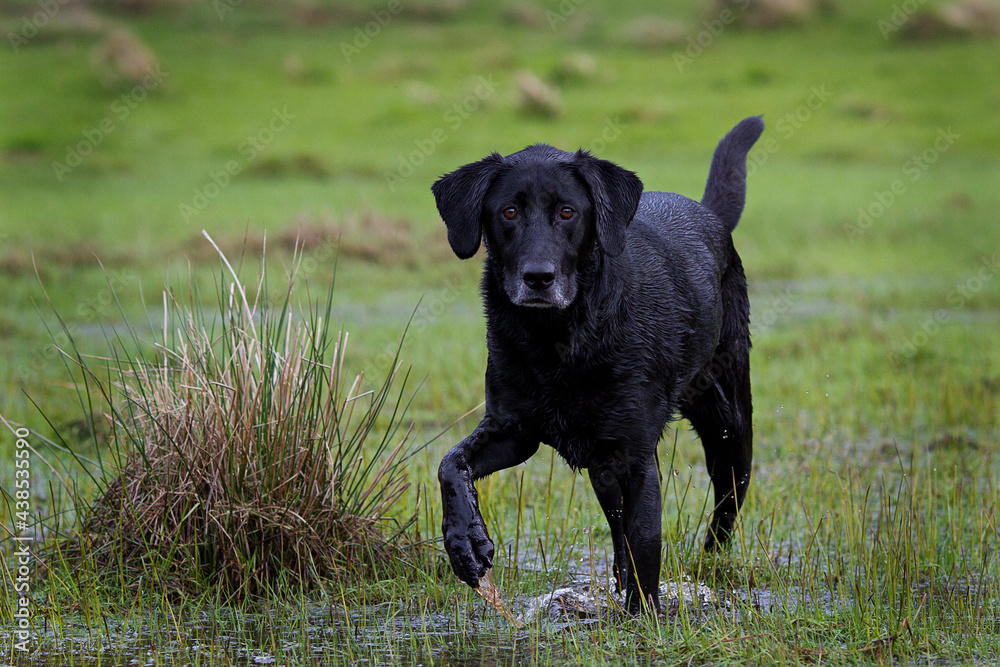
[2,0,1000,664]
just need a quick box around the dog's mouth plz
[518,296,559,308]
[509,289,573,309]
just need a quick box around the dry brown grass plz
[623,17,688,49]
[515,70,563,118]
[90,27,159,87]
[702,0,821,29]
[52,235,417,596]
[903,0,1000,39]
[177,211,438,269]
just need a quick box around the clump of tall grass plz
[31,234,417,597]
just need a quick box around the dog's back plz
[623,116,764,394]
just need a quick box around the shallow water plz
[8,571,997,667]
[4,570,842,667]
[0,569,716,666]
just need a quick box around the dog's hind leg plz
[681,261,754,550]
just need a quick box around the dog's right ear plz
[432,153,505,259]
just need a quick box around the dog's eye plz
[502,206,518,220]
[559,206,575,220]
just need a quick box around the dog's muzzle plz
[508,260,573,308]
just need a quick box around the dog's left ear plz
[432,153,505,259]
[572,153,643,257]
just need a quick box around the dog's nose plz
[522,262,556,291]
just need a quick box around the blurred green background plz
[3,4,1000,662]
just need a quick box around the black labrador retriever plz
[433,117,763,613]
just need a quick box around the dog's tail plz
[701,116,765,232]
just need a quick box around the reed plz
[12,234,418,598]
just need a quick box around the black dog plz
[433,117,763,613]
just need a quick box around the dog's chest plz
[492,353,658,468]
[538,382,628,467]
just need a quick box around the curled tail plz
[701,116,764,232]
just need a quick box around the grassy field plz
[1,0,999,664]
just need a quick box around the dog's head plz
[432,145,643,309]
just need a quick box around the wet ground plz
[2,569,852,667]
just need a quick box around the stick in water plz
[476,568,523,628]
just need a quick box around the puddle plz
[2,572,742,667]
[3,533,954,667]
[11,575,984,667]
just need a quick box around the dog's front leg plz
[438,416,539,588]
[621,452,662,614]
[588,463,628,593]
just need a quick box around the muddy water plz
[6,574,773,667]
[6,539,849,666]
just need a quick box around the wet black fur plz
[433,117,764,614]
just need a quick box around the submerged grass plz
[2,233,419,603]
